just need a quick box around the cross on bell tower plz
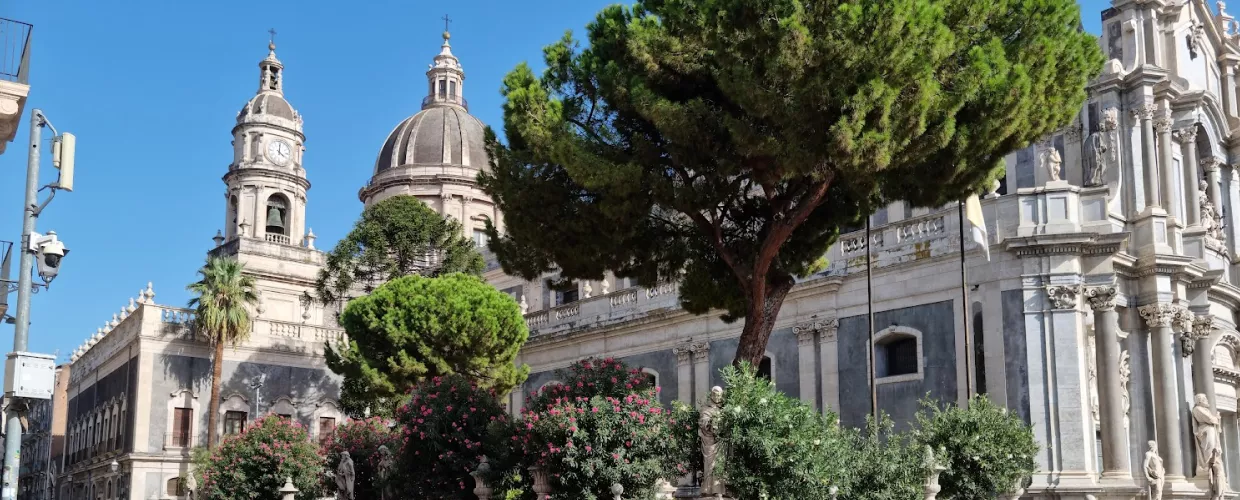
[442,15,451,33]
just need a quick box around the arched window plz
[265,194,288,236]
[874,326,923,381]
[640,368,659,389]
[228,195,239,236]
[166,477,185,497]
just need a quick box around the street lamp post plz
[249,373,266,421]
[0,109,74,500]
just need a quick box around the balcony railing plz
[265,233,290,245]
[0,18,31,84]
[421,94,469,111]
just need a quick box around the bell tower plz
[221,34,309,246]
[211,35,328,327]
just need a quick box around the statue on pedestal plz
[1084,131,1108,187]
[335,451,356,500]
[376,445,394,500]
[1193,394,1222,476]
[1144,441,1164,500]
[699,386,725,499]
[185,473,197,500]
[1043,148,1063,182]
[1210,447,1228,500]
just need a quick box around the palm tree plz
[187,256,258,448]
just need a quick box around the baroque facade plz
[53,1,1240,499]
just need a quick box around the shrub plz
[910,395,1038,498]
[525,357,651,412]
[394,373,514,499]
[714,364,860,499]
[519,358,689,499]
[321,417,400,499]
[195,415,325,500]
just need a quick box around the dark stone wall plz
[837,300,958,430]
[146,354,342,453]
[708,326,800,397]
[66,355,137,466]
[1002,290,1031,424]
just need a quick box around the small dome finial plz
[268,28,277,53]
[441,14,452,43]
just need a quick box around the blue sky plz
[0,0,1111,360]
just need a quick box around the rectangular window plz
[501,285,522,302]
[559,287,580,305]
[438,80,447,97]
[319,417,337,444]
[172,408,192,447]
[224,411,247,435]
[473,229,488,248]
[449,81,457,99]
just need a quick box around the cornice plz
[222,165,311,191]
[1003,232,1129,258]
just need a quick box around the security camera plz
[29,231,69,283]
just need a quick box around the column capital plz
[1180,315,1214,357]
[673,346,693,366]
[1131,103,1156,121]
[1153,116,1173,134]
[816,317,839,344]
[1173,127,1199,144]
[1202,156,1222,172]
[1084,285,1118,311]
[1138,303,1187,328]
[793,323,816,346]
[690,342,710,362]
[1046,285,1081,310]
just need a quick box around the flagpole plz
[959,200,974,402]
[866,217,878,419]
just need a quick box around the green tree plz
[480,0,1104,365]
[187,256,258,449]
[326,273,529,415]
[315,195,485,304]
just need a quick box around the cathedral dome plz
[373,105,489,174]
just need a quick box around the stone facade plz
[19,366,65,500]
[50,2,1240,499]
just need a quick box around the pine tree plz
[481,0,1104,365]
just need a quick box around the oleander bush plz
[194,415,325,500]
[321,417,400,499]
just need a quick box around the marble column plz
[1155,111,1179,221]
[1227,64,1238,118]
[673,346,693,404]
[1175,127,1201,226]
[1086,286,1130,476]
[1190,315,1218,412]
[1139,303,1186,478]
[1135,104,1161,209]
[819,318,840,413]
[691,342,710,407]
[1204,157,1225,213]
[794,323,817,408]
[1229,169,1240,254]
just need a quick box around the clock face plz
[266,140,292,166]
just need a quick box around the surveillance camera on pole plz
[26,231,67,284]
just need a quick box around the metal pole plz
[3,109,42,500]
[959,201,973,402]
[865,218,877,419]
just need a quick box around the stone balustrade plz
[524,282,681,337]
[152,303,347,347]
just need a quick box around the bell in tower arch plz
[265,196,287,236]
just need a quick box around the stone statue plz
[335,451,356,500]
[1084,131,1108,186]
[1044,147,1063,182]
[1144,441,1164,500]
[1209,447,1227,500]
[699,386,725,498]
[1193,394,1222,476]
[376,445,394,500]
[185,473,198,500]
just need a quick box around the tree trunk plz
[207,339,224,448]
[732,279,795,367]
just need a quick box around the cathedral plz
[51,0,1240,498]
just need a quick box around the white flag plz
[964,194,990,261]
